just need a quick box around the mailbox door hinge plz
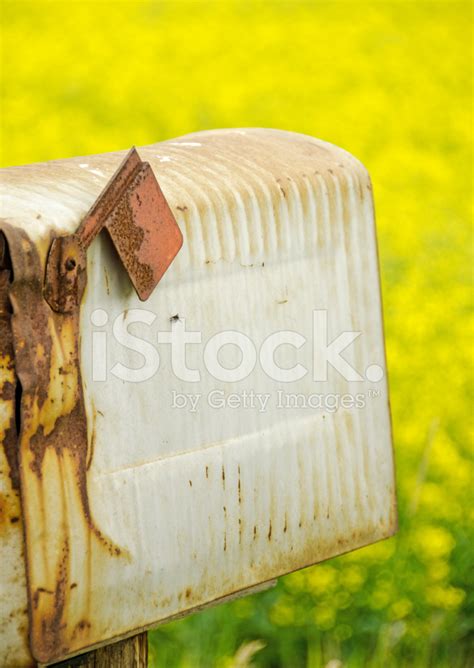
[44,147,183,313]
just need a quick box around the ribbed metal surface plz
[0,129,396,664]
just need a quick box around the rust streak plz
[3,225,127,663]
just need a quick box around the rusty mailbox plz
[0,129,397,665]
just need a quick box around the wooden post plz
[51,632,148,668]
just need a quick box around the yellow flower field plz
[1,1,472,666]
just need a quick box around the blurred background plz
[1,1,472,666]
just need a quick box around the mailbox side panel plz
[77,132,396,654]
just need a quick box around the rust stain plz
[276,178,286,198]
[13,235,125,551]
[86,409,97,471]
[0,230,32,665]
[0,492,6,528]
[35,537,70,661]
[0,267,20,492]
[3,225,128,663]
[106,189,154,297]
[72,619,91,641]
[103,267,110,295]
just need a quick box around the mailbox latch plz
[44,147,183,313]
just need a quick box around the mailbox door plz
[0,240,31,666]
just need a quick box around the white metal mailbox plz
[0,129,396,665]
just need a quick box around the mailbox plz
[0,129,396,665]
